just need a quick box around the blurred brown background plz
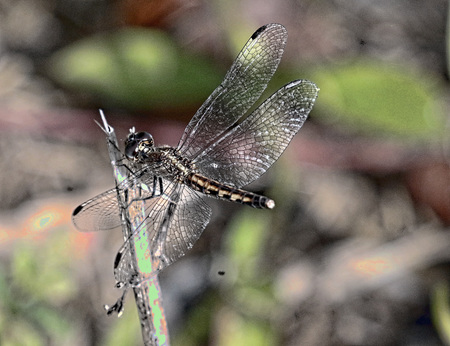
[0,0,449,345]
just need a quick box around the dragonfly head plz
[125,131,154,162]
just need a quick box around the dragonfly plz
[72,23,318,289]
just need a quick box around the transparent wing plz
[72,188,122,232]
[177,23,287,159]
[193,80,319,187]
[72,166,158,232]
[114,182,212,284]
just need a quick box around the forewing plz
[193,80,319,187]
[72,164,157,232]
[72,188,121,232]
[114,182,212,283]
[177,23,287,159]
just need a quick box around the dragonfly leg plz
[127,176,164,207]
[104,288,128,317]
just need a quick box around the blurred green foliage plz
[48,28,223,110]
[227,210,270,267]
[219,210,278,346]
[172,292,216,346]
[12,236,76,302]
[0,232,75,345]
[103,302,142,346]
[311,62,445,139]
[48,27,447,144]
[172,209,279,346]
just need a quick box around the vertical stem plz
[99,111,170,346]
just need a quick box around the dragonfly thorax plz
[159,148,196,180]
[125,130,196,180]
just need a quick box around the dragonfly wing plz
[72,188,122,232]
[177,23,287,159]
[114,182,212,284]
[194,80,319,187]
[163,186,212,265]
[72,165,158,232]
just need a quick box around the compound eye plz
[135,131,153,144]
[124,139,138,159]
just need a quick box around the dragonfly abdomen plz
[187,173,275,209]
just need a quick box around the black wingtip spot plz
[114,251,123,269]
[251,25,267,40]
[218,271,225,276]
[73,205,83,216]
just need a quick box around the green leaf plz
[311,62,445,139]
[48,28,222,110]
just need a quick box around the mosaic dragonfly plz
[72,22,318,312]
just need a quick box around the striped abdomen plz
[186,173,275,209]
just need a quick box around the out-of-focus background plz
[1,0,450,345]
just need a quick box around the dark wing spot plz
[114,251,123,269]
[72,204,83,216]
[251,24,268,40]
